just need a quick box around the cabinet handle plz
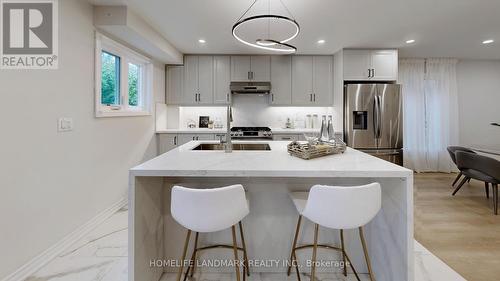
[282,137,292,140]
[198,93,201,102]
[248,71,251,80]
[227,93,229,102]
[173,136,177,145]
[309,93,313,102]
[251,71,254,80]
[372,68,375,78]
[368,69,371,78]
[313,93,316,102]
[271,93,274,102]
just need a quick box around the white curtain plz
[399,58,459,172]
[399,59,427,172]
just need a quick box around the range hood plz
[230,82,271,94]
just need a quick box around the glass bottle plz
[327,115,335,142]
[320,115,329,142]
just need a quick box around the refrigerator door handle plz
[373,96,378,140]
[373,95,381,139]
[376,95,382,139]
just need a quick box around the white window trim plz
[95,32,153,117]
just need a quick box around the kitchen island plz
[129,141,413,281]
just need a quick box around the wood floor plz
[414,173,500,281]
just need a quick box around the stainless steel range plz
[230,127,273,140]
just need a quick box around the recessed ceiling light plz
[317,39,325,44]
[198,39,206,44]
[482,39,494,44]
[405,39,415,44]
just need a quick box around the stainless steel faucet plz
[219,94,233,153]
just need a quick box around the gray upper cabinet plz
[250,56,271,81]
[370,50,398,80]
[343,49,398,81]
[231,56,270,81]
[343,50,371,80]
[166,65,183,105]
[197,56,214,104]
[292,56,314,105]
[166,55,333,106]
[292,56,333,106]
[184,55,214,105]
[230,56,251,81]
[183,55,198,104]
[213,56,231,104]
[270,56,292,105]
[312,56,333,105]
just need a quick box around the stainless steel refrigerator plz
[344,84,403,165]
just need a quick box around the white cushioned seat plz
[171,184,249,233]
[290,183,381,229]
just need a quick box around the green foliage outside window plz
[101,52,120,105]
[128,63,139,106]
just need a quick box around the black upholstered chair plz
[447,146,476,186]
[454,151,500,215]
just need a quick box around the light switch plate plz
[58,117,73,132]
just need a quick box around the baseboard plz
[1,197,128,281]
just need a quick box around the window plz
[95,33,152,117]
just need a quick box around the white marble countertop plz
[131,141,411,178]
[156,128,342,134]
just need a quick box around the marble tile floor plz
[25,207,466,281]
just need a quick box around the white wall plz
[0,0,164,278]
[457,60,500,150]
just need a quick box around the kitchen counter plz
[129,141,413,281]
[132,141,409,178]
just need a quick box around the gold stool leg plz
[340,229,347,276]
[184,232,199,280]
[238,221,250,277]
[359,227,376,281]
[177,229,191,281]
[310,224,319,281]
[287,215,302,276]
[231,225,241,281]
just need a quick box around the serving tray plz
[287,140,347,160]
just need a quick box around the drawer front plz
[273,134,301,141]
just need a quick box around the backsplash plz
[165,94,337,130]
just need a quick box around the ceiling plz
[90,0,500,59]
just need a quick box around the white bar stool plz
[171,184,250,281]
[287,183,381,281]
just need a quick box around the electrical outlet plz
[58,117,73,132]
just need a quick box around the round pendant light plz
[232,0,299,53]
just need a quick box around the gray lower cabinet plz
[158,133,217,154]
[273,134,304,141]
[158,134,178,154]
[178,134,214,145]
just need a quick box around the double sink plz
[192,143,271,151]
